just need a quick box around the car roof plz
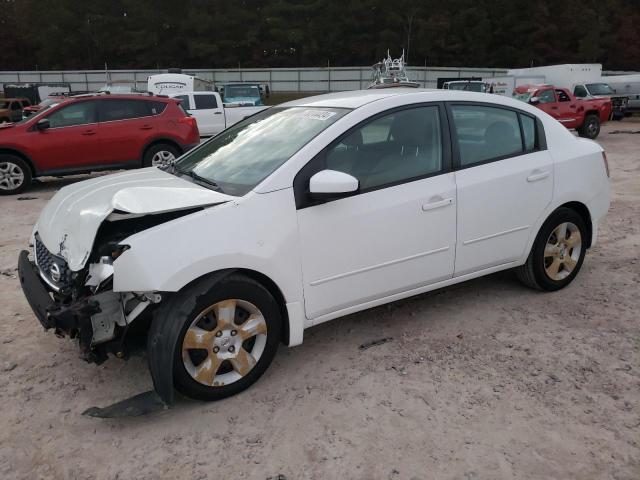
[65,93,172,102]
[280,88,541,109]
[281,89,431,109]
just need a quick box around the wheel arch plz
[175,267,292,346]
[558,201,593,248]
[0,148,37,176]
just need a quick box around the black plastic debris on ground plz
[609,130,640,134]
[17,196,38,201]
[359,337,393,351]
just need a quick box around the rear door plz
[97,98,157,165]
[189,93,225,136]
[449,103,553,276]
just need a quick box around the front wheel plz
[578,114,600,139]
[515,208,587,291]
[160,274,282,401]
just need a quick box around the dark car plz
[0,94,199,194]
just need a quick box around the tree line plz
[1,0,638,71]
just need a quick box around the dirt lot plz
[0,120,639,480]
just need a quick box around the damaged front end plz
[18,232,159,364]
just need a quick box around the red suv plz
[0,94,199,194]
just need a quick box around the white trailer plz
[601,74,640,113]
[484,75,546,96]
[147,73,214,95]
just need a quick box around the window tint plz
[451,105,523,167]
[537,89,555,104]
[47,101,97,128]
[194,94,218,110]
[174,95,190,110]
[100,99,150,122]
[150,101,167,115]
[325,106,442,190]
[555,90,571,102]
[574,85,588,98]
[520,114,536,152]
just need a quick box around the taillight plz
[602,151,610,178]
[178,116,196,128]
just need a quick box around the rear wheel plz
[578,114,600,139]
[0,155,31,195]
[143,143,180,168]
[516,208,587,291]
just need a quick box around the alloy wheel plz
[151,150,176,167]
[0,161,25,191]
[544,222,582,281]
[181,299,268,387]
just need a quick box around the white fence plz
[0,66,512,93]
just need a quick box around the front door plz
[449,103,553,276]
[31,100,101,171]
[295,104,457,319]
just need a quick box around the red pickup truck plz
[514,85,611,139]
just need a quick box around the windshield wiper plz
[183,169,221,190]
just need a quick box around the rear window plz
[99,99,151,122]
[150,101,167,115]
[194,94,218,110]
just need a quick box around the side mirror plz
[309,170,359,200]
[529,96,540,105]
[35,118,50,131]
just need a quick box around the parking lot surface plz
[0,120,638,479]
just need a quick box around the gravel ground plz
[0,120,638,480]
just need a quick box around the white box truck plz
[484,75,546,96]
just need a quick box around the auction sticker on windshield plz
[299,109,338,121]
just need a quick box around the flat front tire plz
[162,274,282,401]
[516,208,587,291]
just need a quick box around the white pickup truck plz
[169,91,268,137]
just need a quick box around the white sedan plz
[18,89,610,406]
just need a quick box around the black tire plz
[515,207,588,291]
[158,274,282,401]
[0,155,32,195]
[142,143,180,168]
[578,114,600,139]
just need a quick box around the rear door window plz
[450,104,524,167]
[194,94,218,110]
[99,99,152,122]
[537,90,556,104]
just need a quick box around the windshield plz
[513,91,533,102]
[448,82,485,92]
[173,106,349,196]
[225,86,260,98]
[586,83,615,95]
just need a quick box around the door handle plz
[551,106,558,110]
[81,129,96,135]
[214,111,222,115]
[422,197,454,211]
[139,124,153,130]
[527,170,550,182]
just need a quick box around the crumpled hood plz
[36,168,234,271]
